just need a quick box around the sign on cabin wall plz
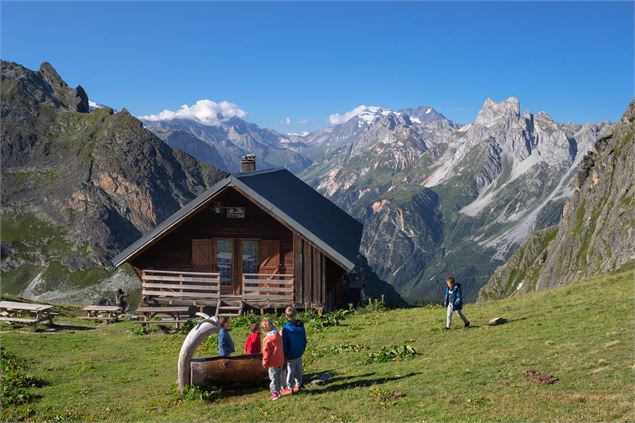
[226,207,245,218]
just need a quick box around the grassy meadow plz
[1,269,634,422]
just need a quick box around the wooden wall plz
[131,187,293,272]
[294,233,335,308]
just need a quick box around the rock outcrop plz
[479,99,635,300]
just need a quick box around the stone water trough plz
[177,314,267,392]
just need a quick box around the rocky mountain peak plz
[476,97,521,127]
[38,62,65,86]
[37,61,89,113]
[621,98,635,124]
[400,105,453,126]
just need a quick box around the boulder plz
[488,317,508,326]
[310,373,332,386]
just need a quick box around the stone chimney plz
[240,154,256,172]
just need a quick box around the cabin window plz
[216,239,233,285]
[242,240,259,275]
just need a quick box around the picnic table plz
[136,306,191,330]
[0,301,56,327]
[79,305,123,323]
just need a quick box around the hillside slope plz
[0,61,227,303]
[480,99,635,300]
[2,269,633,422]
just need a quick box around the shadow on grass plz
[40,323,96,332]
[1,323,96,333]
[303,372,421,395]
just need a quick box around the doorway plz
[192,238,280,295]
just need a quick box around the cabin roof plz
[111,168,363,270]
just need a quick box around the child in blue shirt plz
[443,276,470,329]
[217,316,235,356]
[281,307,307,395]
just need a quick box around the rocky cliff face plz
[479,99,635,300]
[0,61,226,304]
[300,99,608,302]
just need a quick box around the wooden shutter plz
[192,239,213,271]
[259,240,280,274]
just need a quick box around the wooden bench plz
[141,270,221,311]
[136,306,192,330]
[0,301,56,327]
[79,305,123,323]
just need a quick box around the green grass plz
[38,261,109,292]
[0,212,67,244]
[1,270,634,422]
[0,266,42,296]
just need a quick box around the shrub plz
[356,296,388,314]
[362,344,418,364]
[176,384,223,402]
[1,347,46,407]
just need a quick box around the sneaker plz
[444,327,450,331]
[464,321,471,328]
[292,386,301,394]
[280,388,294,396]
[271,392,281,401]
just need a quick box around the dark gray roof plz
[112,168,363,270]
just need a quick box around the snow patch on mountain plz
[329,105,396,125]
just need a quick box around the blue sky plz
[2,1,633,132]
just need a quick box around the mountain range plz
[0,61,400,305]
[140,116,311,173]
[2,60,630,306]
[145,95,610,302]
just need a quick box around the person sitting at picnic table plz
[115,289,127,312]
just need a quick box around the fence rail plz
[242,273,294,304]
[141,270,221,300]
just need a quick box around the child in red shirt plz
[261,318,285,400]
[244,323,261,354]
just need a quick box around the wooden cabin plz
[112,156,363,312]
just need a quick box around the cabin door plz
[215,239,235,295]
[259,240,280,274]
[192,239,214,271]
[212,239,262,295]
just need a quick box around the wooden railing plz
[141,270,221,301]
[242,273,294,305]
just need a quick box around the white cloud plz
[140,99,247,125]
[280,117,292,125]
[298,119,309,125]
[328,105,383,125]
[88,101,102,109]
